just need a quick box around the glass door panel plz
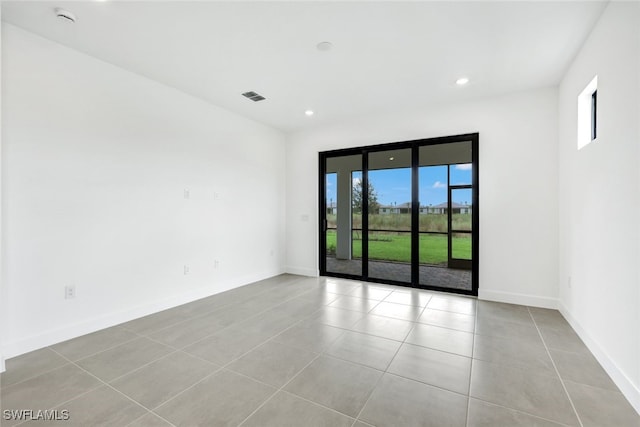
[452,233,472,260]
[367,148,412,283]
[449,186,473,269]
[418,165,449,281]
[325,155,362,277]
[419,142,473,290]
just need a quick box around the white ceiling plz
[2,1,607,132]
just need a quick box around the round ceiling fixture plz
[456,77,470,86]
[55,8,77,23]
[305,110,315,116]
[316,42,333,52]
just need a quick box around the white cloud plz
[352,177,361,186]
[432,181,446,189]
[455,164,472,170]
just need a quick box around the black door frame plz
[319,133,479,296]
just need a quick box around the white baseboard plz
[478,289,558,309]
[2,268,284,360]
[285,266,319,277]
[558,302,640,415]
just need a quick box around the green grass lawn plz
[326,230,471,265]
[327,214,471,233]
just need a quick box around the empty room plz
[0,1,639,426]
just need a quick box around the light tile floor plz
[1,275,639,426]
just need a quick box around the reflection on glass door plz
[367,149,412,283]
[325,155,362,277]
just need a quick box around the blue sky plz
[326,164,472,207]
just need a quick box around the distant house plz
[375,201,472,214]
[395,202,411,214]
[378,205,397,215]
[424,202,472,214]
[326,201,337,215]
[378,202,411,214]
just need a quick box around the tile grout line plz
[148,368,223,420]
[465,300,478,427]
[460,306,578,426]
[61,295,319,386]
[282,389,361,423]
[118,280,281,335]
[126,284,322,357]
[60,334,144,364]
[122,411,170,427]
[3,276,323,426]
[149,304,337,424]
[317,297,475,346]
[120,275,311,338]
[5,278,467,427]
[468,397,576,427]
[10,372,104,427]
[199,349,358,424]
[308,293,482,402]
[45,346,178,427]
[322,294,576,427]
[3,332,145,391]
[84,291,331,406]
[348,294,433,427]
[232,299,416,426]
[0,359,72,392]
[235,284,410,426]
[527,306,584,427]
[235,330,346,426]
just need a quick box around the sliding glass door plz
[319,134,478,295]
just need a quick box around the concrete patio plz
[326,257,472,291]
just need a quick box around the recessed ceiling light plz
[305,110,315,116]
[389,157,395,161]
[456,77,470,86]
[316,42,333,52]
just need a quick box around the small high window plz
[591,89,597,140]
[578,75,598,149]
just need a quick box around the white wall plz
[1,24,286,359]
[558,1,640,412]
[286,87,559,308]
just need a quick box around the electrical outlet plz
[214,260,220,269]
[184,189,190,199]
[184,265,190,275]
[65,285,76,299]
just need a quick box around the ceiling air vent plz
[242,91,266,102]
